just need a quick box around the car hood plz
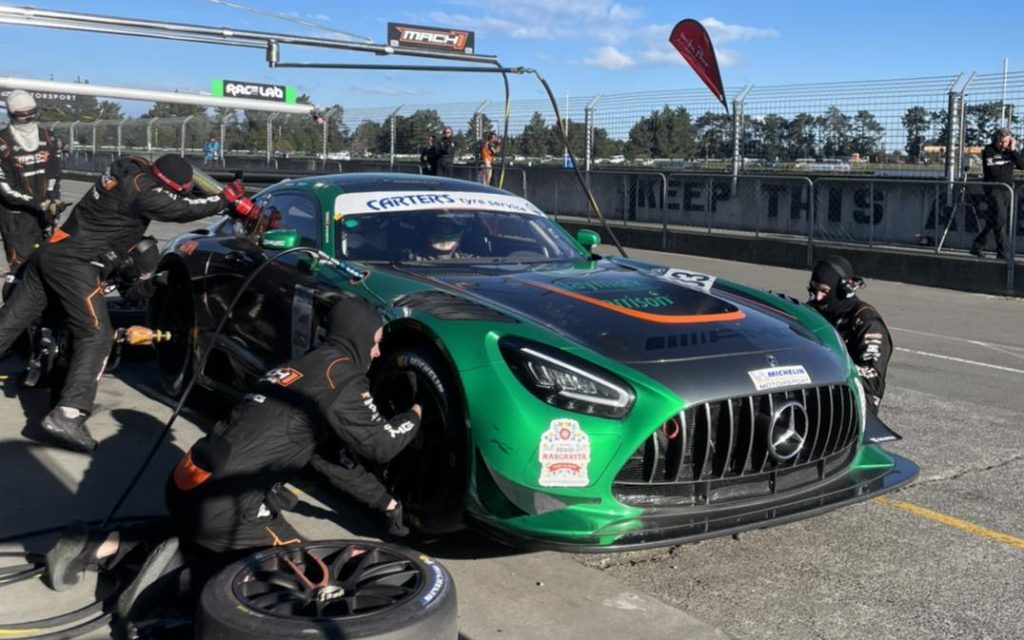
[392,258,847,401]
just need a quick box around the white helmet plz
[6,90,38,122]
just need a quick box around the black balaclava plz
[151,154,194,193]
[327,297,383,372]
[809,256,858,320]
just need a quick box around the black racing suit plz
[0,126,62,268]
[166,340,420,558]
[975,143,1024,255]
[832,301,892,414]
[434,135,456,177]
[0,157,227,414]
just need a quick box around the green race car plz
[151,173,917,550]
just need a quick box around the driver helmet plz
[426,218,463,257]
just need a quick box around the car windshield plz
[336,208,585,264]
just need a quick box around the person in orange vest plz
[477,132,501,185]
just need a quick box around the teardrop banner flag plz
[669,19,728,113]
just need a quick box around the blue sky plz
[0,0,1020,114]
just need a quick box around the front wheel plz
[373,347,467,534]
[197,541,457,640]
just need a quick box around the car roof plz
[268,173,511,197]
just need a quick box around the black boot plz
[31,406,98,453]
[45,521,104,591]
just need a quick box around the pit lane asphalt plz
[1,180,1021,639]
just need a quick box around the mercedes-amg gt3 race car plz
[150,173,918,550]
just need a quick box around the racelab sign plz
[211,79,296,103]
[387,22,474,54]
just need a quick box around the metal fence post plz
[116,118,126,156]
[388,105,402,172]
[808,178,817,266]
[69,120,80,155]
[943,90,961,207]
[473,101,489,142]
[91,120,101,155]
[220,111,235,168]
[584,95,601,176]
[146,118,158,160]
[266,112,280,167]
[180,114,194,157]
[320,107,340,170]
[730,85,753,197]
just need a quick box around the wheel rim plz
[232,543,426,620]
[156,283,192,393]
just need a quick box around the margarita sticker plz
[539,418,591,487]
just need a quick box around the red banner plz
[668,19,728,112]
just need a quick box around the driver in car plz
[407,217,471,261]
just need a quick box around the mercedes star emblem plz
[767,400,809,462]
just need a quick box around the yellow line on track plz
[875,496,1024,550]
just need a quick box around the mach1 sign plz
[387,22,474,54]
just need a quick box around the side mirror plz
[576,229,600,252]
[260,228,300,250]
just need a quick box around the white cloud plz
[700,17,778,43]
[419,6,773,71]
[582,46,635,70]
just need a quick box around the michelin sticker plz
[333,190,544,220]
[539,418,591,487]
[747,365,812,391]
[657,268,716,293]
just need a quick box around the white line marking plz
[895,347,1024,375]
[891,327,1024,354]
[967,340,1024,361]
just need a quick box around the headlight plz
[499,337,635,419]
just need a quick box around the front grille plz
[614,384,859,507]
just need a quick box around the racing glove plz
[221,179,259,220]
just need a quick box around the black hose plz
[100,246,317,527]
[0,613,113,640]
[0,564,43,586]
[101,246,373,528]
[526,68,628,258]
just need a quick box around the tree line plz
[33,83,1018,163]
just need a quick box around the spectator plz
[434,126,456,178]
[419,135,437,175]
[203,134,221,166]
[972,127,1023,259]
[477,132,501,186]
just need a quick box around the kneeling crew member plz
[165,298,421,581]
[0,154,257,452]
[807,256,892,414]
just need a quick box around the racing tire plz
[196,541,457,640]
[373,347,467,534]
[150,271,195,398]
